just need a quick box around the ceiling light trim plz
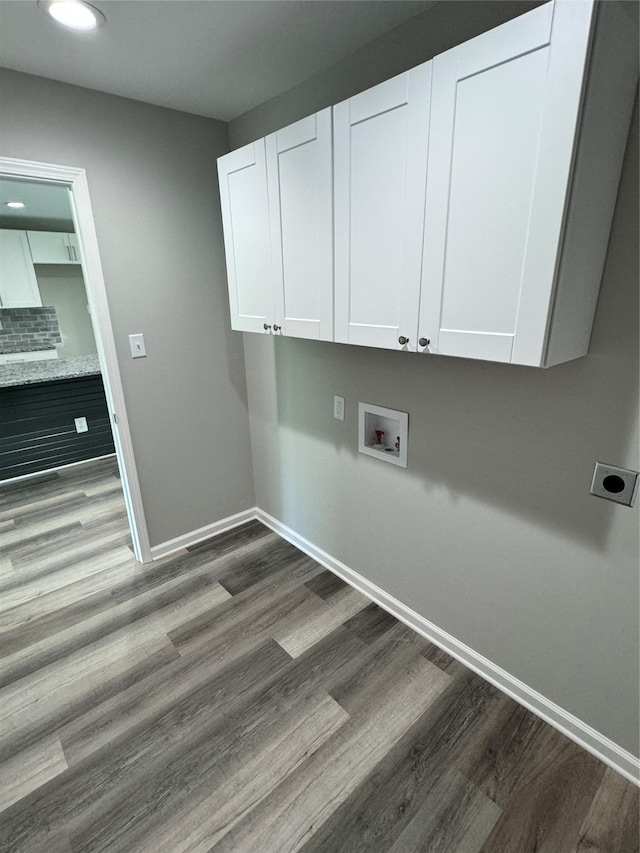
[38,0,106,32]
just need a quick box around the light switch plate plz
[129,333,146,358]
[590,462,638,507]
[334,395,345,421]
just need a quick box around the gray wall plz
[230,4,640,756]
[0,69,255,546]
[36,265,97,357]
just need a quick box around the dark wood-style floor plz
[0,459,637,853]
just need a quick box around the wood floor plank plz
[304,569,348,600]
[0,554,142,635]
[343,601,399,644]
[211,654,451,852]
[58,586,316,765]
[328,620,437,714]
[0,735,68,813]
[6,518,132,575]
[6,491,124,541]
[0,628,179,762]
[0,559,231,663]
[479,728,606,853]
[0,543,135,605]
[125,692,350,853]
[0,519,84,562]
[167,551,323,657]
[389,771,500,853]
[385,769,502,853]
[457,699,547,800]
[65,625,367,851]
[0,640,292,853]
[103,529,280,607]
[571,767,640,853]
[272,584,370,658]
[66,627,365,852]
[0,489,88,523]
[300,668,508,853]
[0,557,17,582]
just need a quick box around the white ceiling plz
[0,0,435,121]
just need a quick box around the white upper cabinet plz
[267,109,333,340]
[217,0,637,367]
[218,109,333,339]
[27,231,80,264]
[218,141,273,334]
[0,230,42,308]
[419,0,637,366]
[334,64,431,351]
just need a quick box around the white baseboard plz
[0,453,117,486]
[149,508,258,560]
[255,508,640,787]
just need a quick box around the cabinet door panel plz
[334,63,431,350]
[218,141,273,334]
[267,108,333,340]
[27,231,78,264]
[0,230,42,307]
[420,1,593,365]
[511,0,594,364]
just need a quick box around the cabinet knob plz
[273,324,281,332]
[263,323,272,331]
[398,336,409,346]
[419,337,431,347]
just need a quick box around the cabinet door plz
[266,109,333,340]
[26,231,78,264]
[334,64,431,350]
[0,230,42,308]
[218,141,274,334]
[420,1,594,365]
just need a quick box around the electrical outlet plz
[74,417,88,433]
[334,395,345,421]
[590,462,638,506]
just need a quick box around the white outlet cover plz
[74,417,88,433]
[334,395,345,421]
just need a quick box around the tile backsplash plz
[0,307,62,353]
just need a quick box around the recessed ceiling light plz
[5,201,26,209]
[38,0,105,31]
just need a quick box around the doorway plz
[0,156,150,562]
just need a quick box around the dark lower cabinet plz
[0,376,115,481]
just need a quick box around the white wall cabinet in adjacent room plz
[27,231,80,264]
[333,63,431,351]
[0,229,42,307]
[218,108,333,339]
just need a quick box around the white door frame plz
[0,156,152,563]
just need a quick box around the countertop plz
[0,354,102,388]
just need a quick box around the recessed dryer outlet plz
[590,462,638,507]
[358,402,408,468]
